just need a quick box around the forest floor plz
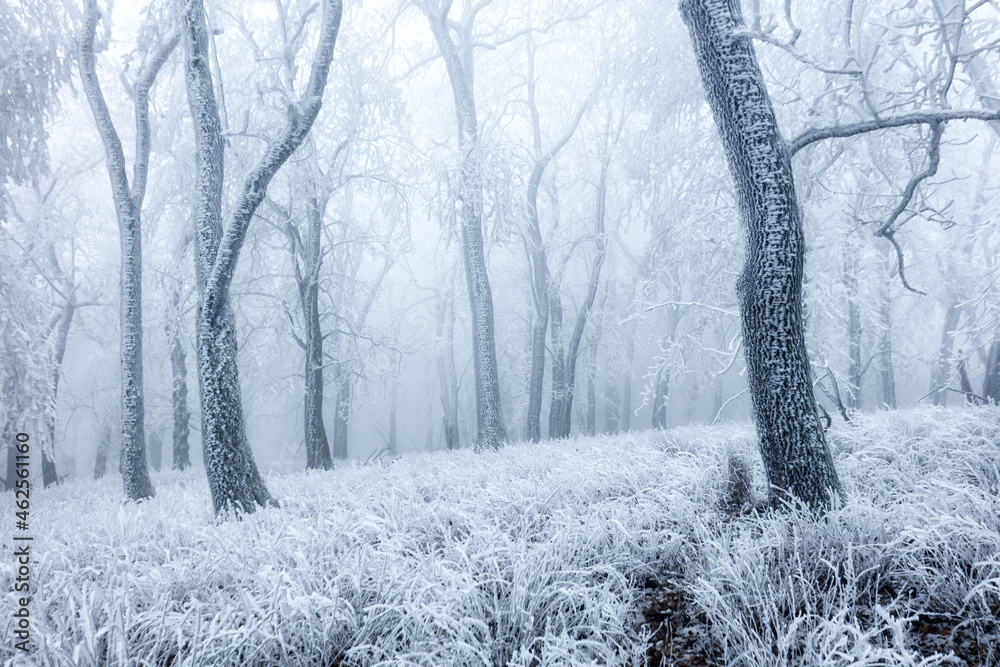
[2,406,999,666]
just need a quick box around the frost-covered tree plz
[78,0,176,500]
[415,0,508,451]
[680,0,1000,510]
[180,0,342,514]
[0,0,73,217]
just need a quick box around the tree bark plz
[181,0,341,514]
[79,0,166,501]
[420,0,507,451]
[681,0,842,510]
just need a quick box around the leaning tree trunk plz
[181,0,341,513]
[681,0,842,510]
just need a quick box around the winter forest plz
[2,0,1000,664]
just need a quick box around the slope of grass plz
[1,406,998,666]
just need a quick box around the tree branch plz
[789,108,1000,155]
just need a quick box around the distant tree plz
[180,0,341,514]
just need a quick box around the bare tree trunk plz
[94,423,110,479]
[332,369,351,460]
[877,282,897,409]
[984,338,1000,403]
[420,0,507,451]
[147,430,162,472]
[435,296,460,450]
[621,335,633,433]
[929,299,961,406]
[652,366,670,430]
[681,0,842,510]
[604,377,620,434]
[293,196,333,470]
[167,288,191,470]
[387,382,398,455]
[547,159,608,439]
[843,248,862,410]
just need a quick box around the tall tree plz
[415,0,507,451]
[180,0,341,513]
[681,0,1000,510]
[680,0,843,510]
[78,0,175,499]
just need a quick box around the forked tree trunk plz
[547,159,608,439]
[79,0,166,501]
[681,0,842,510]
[181,0,341,514]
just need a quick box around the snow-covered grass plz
[2,406,998,666]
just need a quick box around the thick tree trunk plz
[929,299,961,406]
[167,290,191,471]
[181,0,340,514]
[681,0,842,510]
[422,3,507,451]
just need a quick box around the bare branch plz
[789,108,1000,155]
